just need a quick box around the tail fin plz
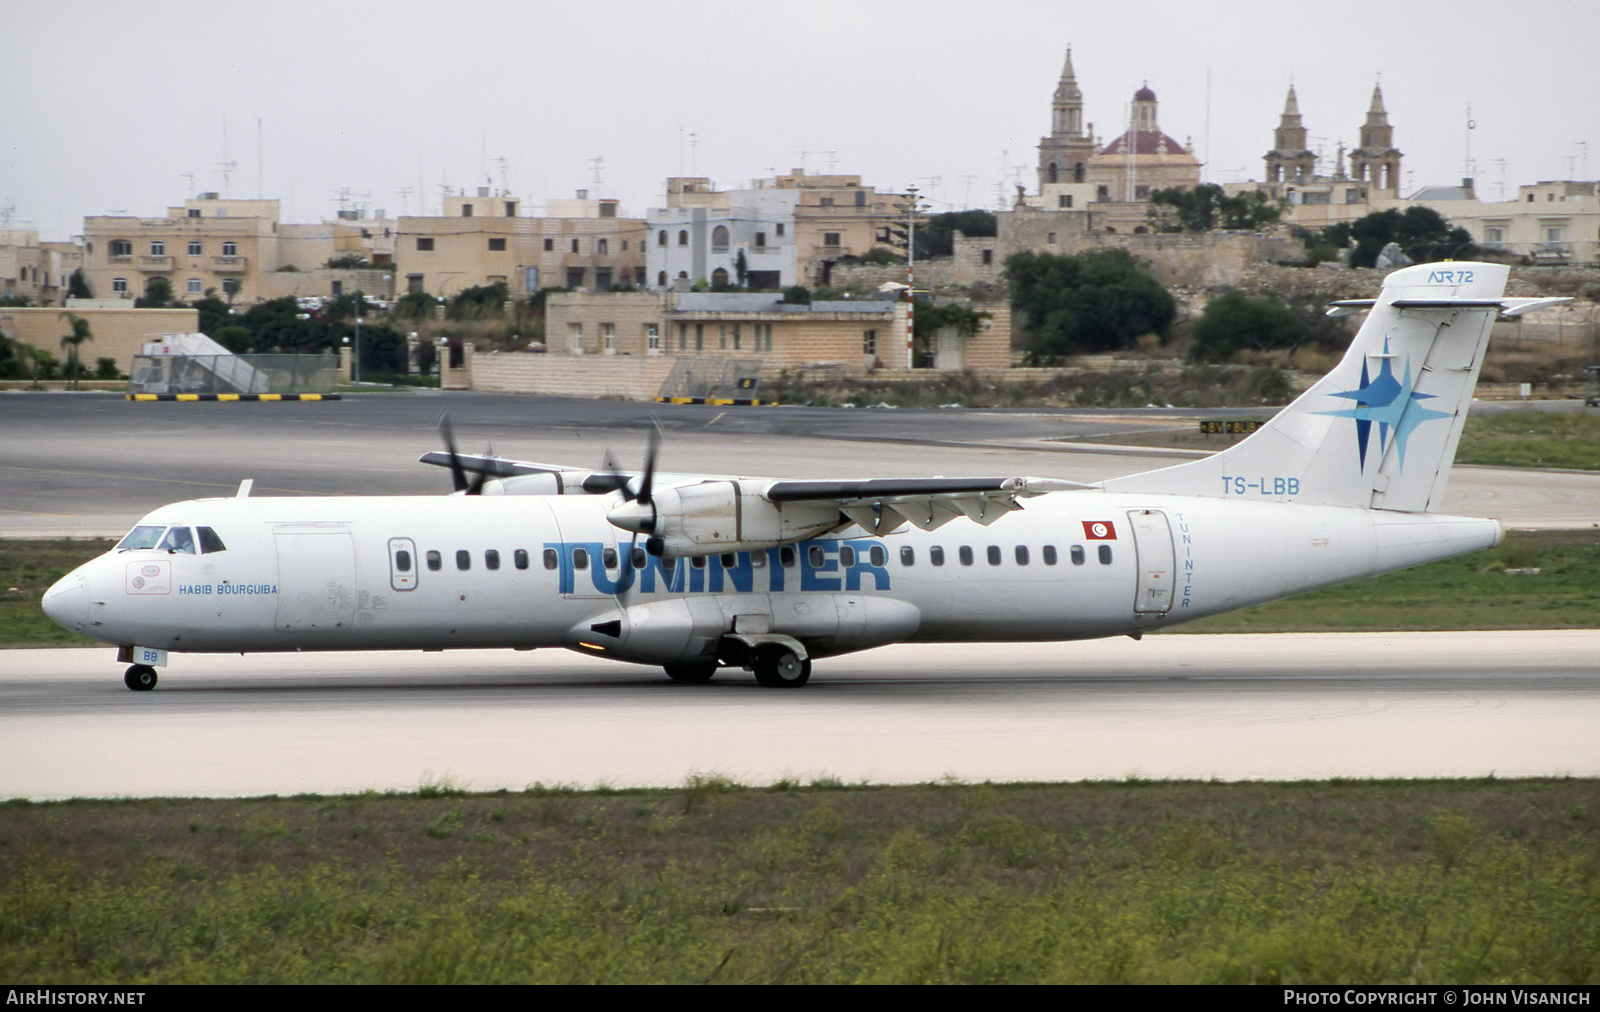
[1105,262,1560,512]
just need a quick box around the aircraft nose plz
[41,569,91,634]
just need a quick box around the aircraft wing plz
[765,476,1093,534]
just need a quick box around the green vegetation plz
[2,778,1595,983]
[57,312,95,389]
[916,209,997,258]
[1148,184,1283,233]
[1313,207,1476,269]
[1005,248,1177,360]
[0,539,116,646]
[133,275,175,309]
[1188,291,1302,361]
[324,253,370,270]
[1454,410,1600,471]
[1181,529,1600,632]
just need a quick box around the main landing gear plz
[123,665,158,691]
[752,644,811,688]
[661,641,813,688]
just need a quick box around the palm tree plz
[59,312,94,391]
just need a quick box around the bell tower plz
[1263,86,1316,185]
[1349,83,1403,194]
[1037,48,1097,192]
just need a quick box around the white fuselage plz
[45,491,1500,668]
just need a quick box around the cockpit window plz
[157,526,196,554]
[116,525,166,551]
[197,526,226,554]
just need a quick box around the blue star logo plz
[1317,339,1451,471]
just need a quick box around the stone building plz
[0,230,81,306]
[81,195,391,305]
[646,170,910,290]
[1084,85,1202,205]
[394,189,647,298]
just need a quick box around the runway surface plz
[3,391,1598,535]
[4,631,1597,800]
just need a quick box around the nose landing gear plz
[123,665,158,691]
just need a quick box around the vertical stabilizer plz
[1104,262,1515,512]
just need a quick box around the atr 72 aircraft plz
[43,262,1564,690]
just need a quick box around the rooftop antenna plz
[396,186,414,217]
[588,156,605,187]
[1491,159,1509,202]
[217,115,235,196]
[919,175,943,208]
[1576,141,1590,181]
[494,156,509,195]
[822,150,837,173]
[182,173,195,197]
[797,145,808,173]
[1463,104,1478,182]
[256,117,264,199]
[0,199,14,228]
[688,134,699,175]
[962,174,978,208]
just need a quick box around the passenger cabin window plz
[456,550,470,571]
[427,550,442,571]
[197,527,226,553]
[485,549,500,570]
[1015,545,1029,565]
[870,546,886,567]
[691,556,706,569]
[900,546,915,566]
[514,549,529,570]
[117,525,167,551]
[603,547,618,569]
[986,545,1001,566]
[1043,545,1057,565]
[808,546,825,568]
[840,545,856,567]
[543,549,558,570]
[1098,544,1113,565]
[394,550,412,572]
[1071,545,1086,565]
[930,546,945,566]
[632,547,647,569]
[959,546,974,566]
[780,546,796,567]
[157,527,196,554]
[573,548,589,570]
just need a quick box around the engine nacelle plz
[609,480,840,557]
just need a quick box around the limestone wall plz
[468,352,678,400]
[0,306,200,369]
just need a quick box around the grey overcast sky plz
[4,0,1597,241]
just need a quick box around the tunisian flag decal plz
[1082,520,1118,540]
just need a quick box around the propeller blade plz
[636,423,660,506]
[436,412,470,493]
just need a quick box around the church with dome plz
[1035,50,1202,211]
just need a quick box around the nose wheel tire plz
[663,661,717,684]
[123,665,158,691]
[753,646,811,688]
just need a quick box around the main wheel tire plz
[123,665,158,691]
[663,661,717,684]
[752,646,810,688]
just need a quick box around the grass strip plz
[1453,410,1600,471]
[2,778,1596,984]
